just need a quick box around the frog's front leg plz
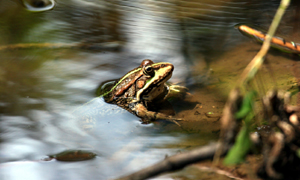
[130,103,183,125]
[164,84,190,101]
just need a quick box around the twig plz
[0,43,77,50]
[115,132,260,180]
[0,42,122,51]
[214,88,242,164]
[193,165,246,180]
[115,142,228,180]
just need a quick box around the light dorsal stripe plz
[102,67,142,97]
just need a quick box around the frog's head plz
[135,59,173,101]
[104,59,174,103]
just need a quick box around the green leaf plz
[297,149,300,158]
[224,125,252,165]
[235,91,256,119]
[224,91,256,165]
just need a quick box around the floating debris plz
[48,150,97,162]
[236,24,300,55]
[205,112,220,118]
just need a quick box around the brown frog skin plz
[102,59,183,123]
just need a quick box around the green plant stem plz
[238,0,290,86]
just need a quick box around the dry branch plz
[115,142,226,180]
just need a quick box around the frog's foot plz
[133,103,184,126]
[142,117,183,126]
[167,119,182,126]
[165,84,190,101]
[169,84,189,92]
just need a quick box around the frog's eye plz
[141,59,154,67]
[144,65,154,76]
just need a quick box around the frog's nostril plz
[170,64,174,71]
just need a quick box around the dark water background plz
[1,0,300,179]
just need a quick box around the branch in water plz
[0,42,122,51]
[115,142,229,180]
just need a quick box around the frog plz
[100,59,186,124]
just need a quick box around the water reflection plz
[0,0,299,179]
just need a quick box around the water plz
[0,0,299,179]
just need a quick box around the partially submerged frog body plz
[102,59,186,124]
